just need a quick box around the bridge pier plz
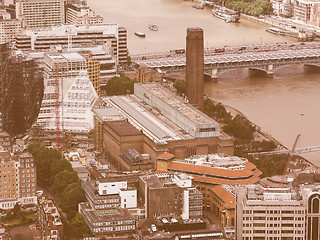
[211,68,218,79]
[267,64,274,76]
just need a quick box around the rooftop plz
[79,203,134,223]
[140,173,193,189]
[135,83,218,127]
[105,120,142,137]
[92,108,124,122]
[210,185,235,210]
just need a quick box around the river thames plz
[89,0,320,167]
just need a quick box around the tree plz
[105,76,134,96]
[59,182,86,220]
[52,170,79,196]
[173,79,185,96]
[72,213,91,237]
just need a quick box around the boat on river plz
[265,27,286,36]
[192,4,204,9]
[135,32,146,37]
[212,8,240,23]
[148,24,158,31]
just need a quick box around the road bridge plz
[134,48,320,78]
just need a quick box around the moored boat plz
[265,27,285,36]
[148,24,158,31]
[192,4,204,9]
[135,32,146,37]
[212,8,240,23]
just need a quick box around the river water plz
[88,0,320,167]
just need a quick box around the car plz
[289,44,295,47]
[300,42,305,45]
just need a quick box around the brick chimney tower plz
[185,27,204,111]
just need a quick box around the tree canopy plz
[173,79,186,96]
[105,76,134,96]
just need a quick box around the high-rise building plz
[65,2,103,26]
[0,132,37,209]
[0,46,43,136]
[0,10,22,44]
[186,27,204,111]
[16,0,65,29]
[236,175,320,240]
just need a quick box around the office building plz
[139,173,203,219]
[16,24,128,65]
[236,174,320,240]
[37,194,64,239]
[16,0,65,29]
[0,10,22,44]
[186,27,204,111]
[66,2,103,26]
[236,185,306,240]
[1,47,43,136]
[80,178,137,235]
[100,83,233,166]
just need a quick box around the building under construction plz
[0,43,43,135]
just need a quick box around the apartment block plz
[37,194,64,240]
[0,132,37,209]
[17,152,37,205]
[16,0,65,29]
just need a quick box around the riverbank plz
[209,98,319,173]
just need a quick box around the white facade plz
[98,180,127,195]
[16,0,65,29]
[38,67,98,133]
[182,189,190,220]
[119,189,137,209]
[16,24,128,65]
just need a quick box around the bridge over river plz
[134,48,320,78]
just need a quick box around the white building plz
[38,69,98,134]
[97,178,137,209]
[66,2,103,26]
[16,0,65,29]
[16,24,128,65]
[0,10,22,44]
[236,180,320,240]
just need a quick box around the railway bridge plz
[134,48,320,78]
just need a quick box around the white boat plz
[148,24,158,31]
[135,32,146,37]
[212,8,240,23]
[265,27,285,36]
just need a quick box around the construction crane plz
[279,134,301,186]
[55,63,60,148]
[248,136,320,156]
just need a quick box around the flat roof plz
[80,203,134,223]
[136,83,218,126]
[92,108,124,121]
[105,120,142,137]
[103,95,193,143]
